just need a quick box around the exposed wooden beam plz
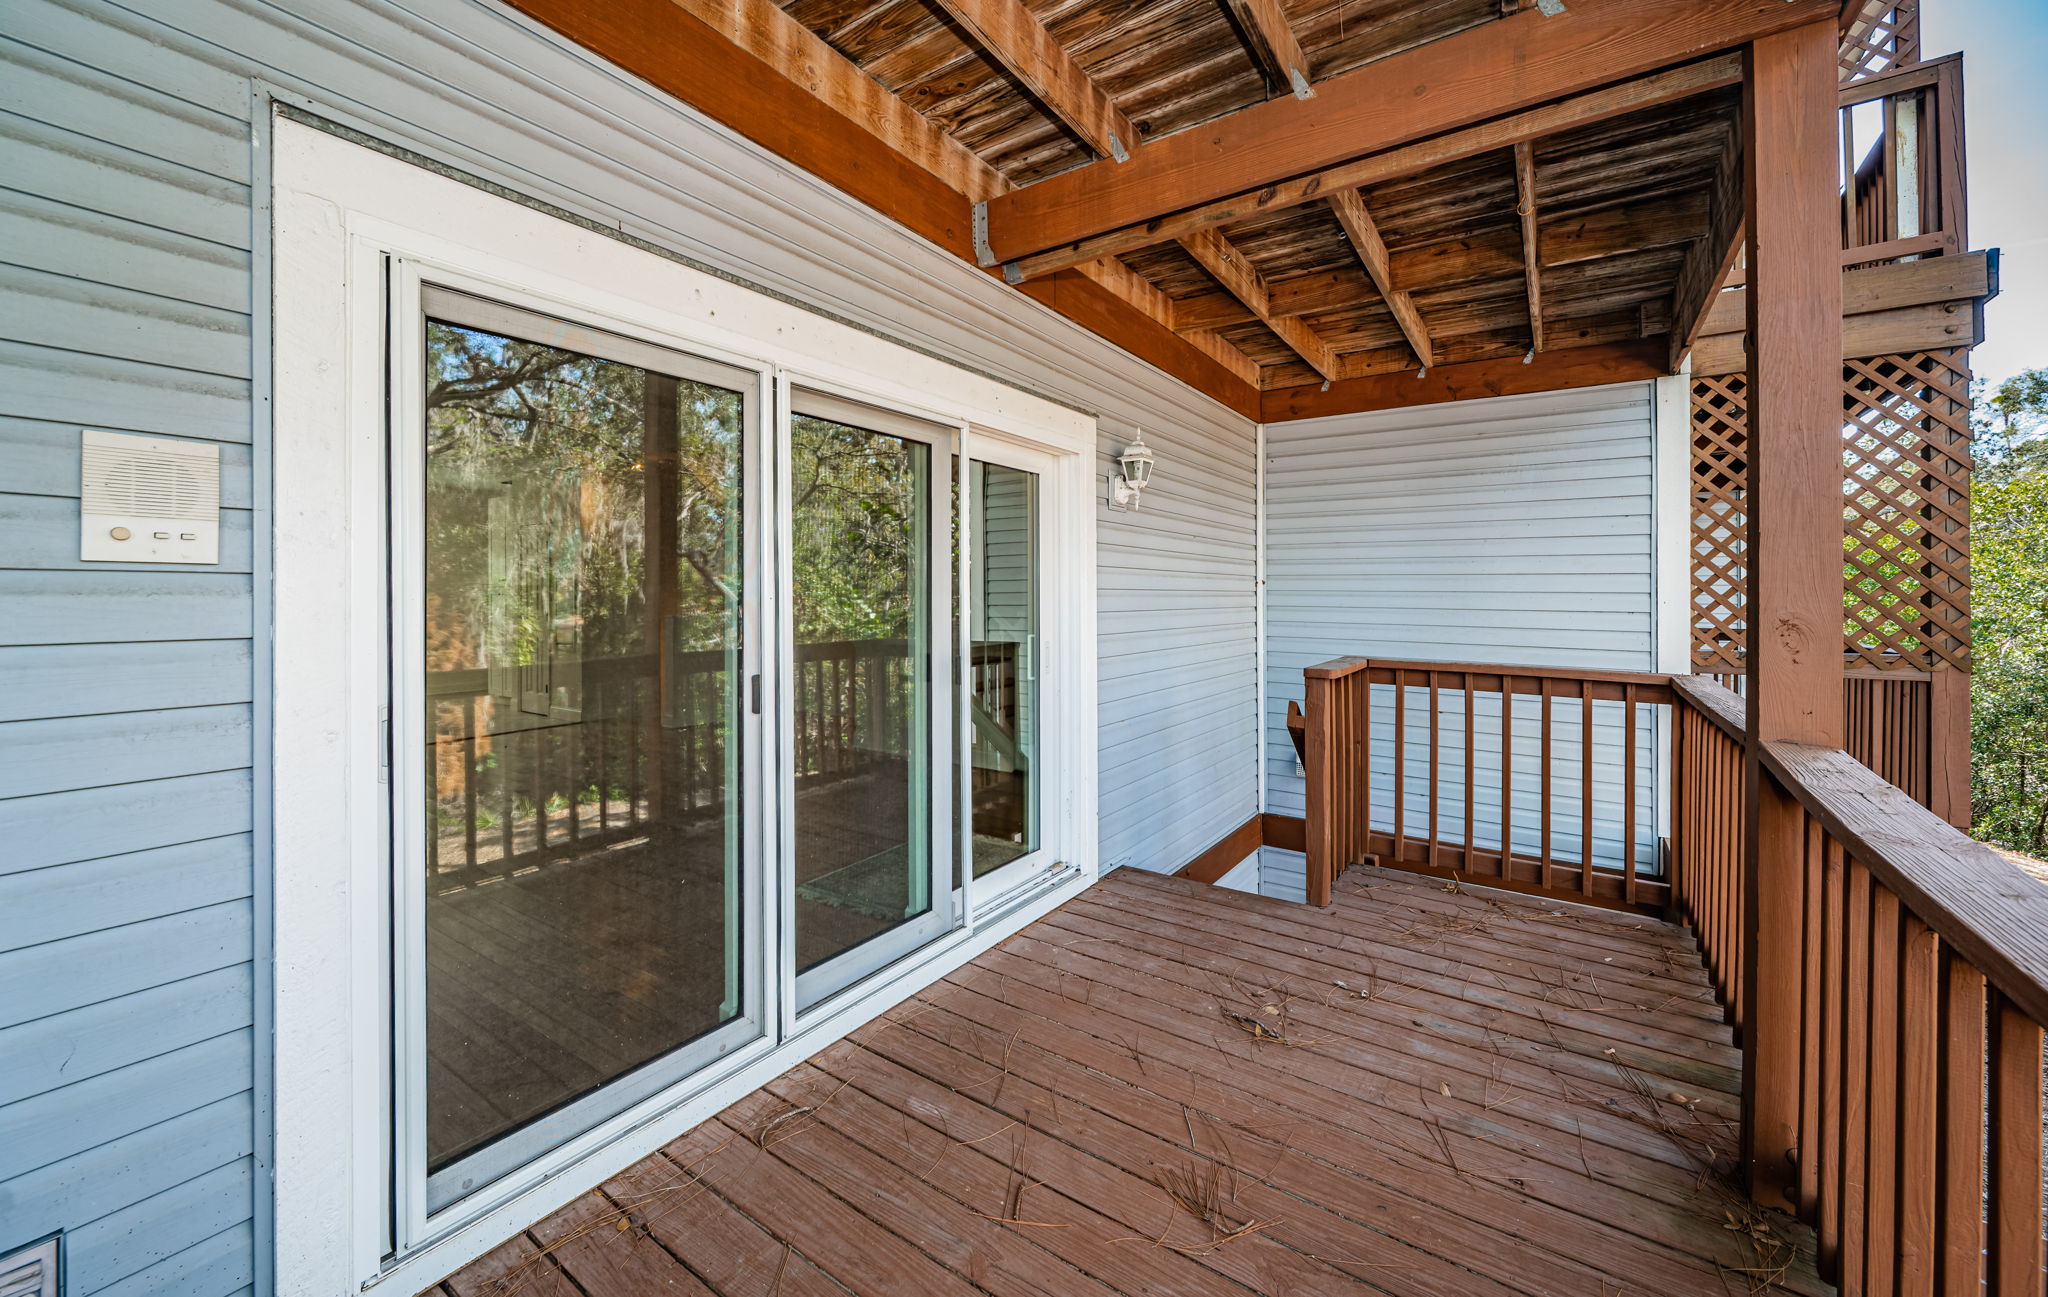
[1666,124,1745,370]
[1513,142,1546,353]
[1690,251,1994,375]
[1179,228,1338,381]
[1540,192,1710,266]
[929,0,1137,164]
[1013,267,1260,417]
[1221,0,1314,99]
[1260,339,1667,422]
[1000,54,1743,282]
[502,0,1002,262]
[1326,190,1434,368]
[981,0,1835,264]
[1072,257,1261,386]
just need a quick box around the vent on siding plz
[0,1236,59,1297]
[79,428,221,564]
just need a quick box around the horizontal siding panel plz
[0,965,254,1108]
[0,339,250,441]
[66,1157,253,1296]
[0,704,251,799]
[0,38,251,182]
[0,493,254,573]
[0,640,252,721]
[0,1091,251,1242]
[91,1222,255,1297]
[0,189,251,313]
[1,2,253,118]
[0,770,252,875]
[0,108,250,249]
[0,835,252,954]
[0,900,251,1029]
[0,262,252,379]
[0,417,255,504]
[1,1029,252,1182]
[0,570,250,645]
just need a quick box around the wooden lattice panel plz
[1690,374,1749,672]
[1687,347,1972,673]
[1840,0,1921,80]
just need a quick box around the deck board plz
[426,865,1826,1296]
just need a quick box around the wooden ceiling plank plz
[1179,228,1338,381]
[1513,141,1546,353]
[1327,190,1435,368]
[981,0,1837,263]
[1001,54,1743,282]
[1221,0,1314,99]
[928,0,1138,164]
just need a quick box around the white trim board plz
[269,114,1097,1296]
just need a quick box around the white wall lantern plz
[1111,432,1155,510]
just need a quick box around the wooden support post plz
[1303,673,1334,907]
[1739,19,1845,1212]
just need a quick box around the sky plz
[1922,0,2048,393]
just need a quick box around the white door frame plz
[270,115,1098,1297]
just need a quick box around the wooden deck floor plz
[427,866,1829,1297]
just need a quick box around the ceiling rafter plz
[929,0,1138,163]
[1326,190,1435,369]
[1071,258,1261,386]
[1513,141,1546,353]
[1220,0,1314,99]
[1179,229,1340,381]
[979,0,1837,264]
[999,54,1742,282]
[1667,123,1746,370]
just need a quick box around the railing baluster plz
[1361,671,1373,861]
[1934,953,1985,1297]
[1843,861,1873,1296]
[1988,991,2045,1295]
[1463,675,1477,877]
[1580,678,1594,897]
[1818,836,1847,1278]
[1393,672,1407,854]
[1538,678,1553,890]
[1799,813,1824,1218]
[1865,884,1903,1297]
[1622,686,1636,903]
[1897,915,1939,1294]
[1500,673,1514,876]
[1427,671,1440,868]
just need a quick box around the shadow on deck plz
[428,866,1827,1296]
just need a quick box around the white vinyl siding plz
[1259,382,1661,900]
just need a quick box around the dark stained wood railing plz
[1760,738,2048,1294]
[1299,657,1673,913]
[1840,53,1966,266]
[1671,675,1750,1026]
[1302,660,2048,1291]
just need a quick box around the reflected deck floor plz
[427,865,1826,1297]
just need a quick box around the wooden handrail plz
[1670,673,1748,742]
[1762,738,2048,1027]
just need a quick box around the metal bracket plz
[1108,130,1131,163]
[1289,67,1314,99]
[1002,263,1025,285]
[972,201,996,267]
[1534,0,1567,13]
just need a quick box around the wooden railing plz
[1670,675,1749,1026]
[1295,657,1674,912]
[1666,673,2048,1294]
[1840,52,1966,266]
[1299,659,2048,1290]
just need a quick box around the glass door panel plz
[967,461,1038,877]
[788,392,951,1008]
[412,288,755,1208]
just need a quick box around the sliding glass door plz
[397,287,762,1212]
[786,391,954,1010]
[392,285,1031,1219]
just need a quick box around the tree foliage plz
[1971,367,2048,852]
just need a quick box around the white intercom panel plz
[78,429,221,565]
